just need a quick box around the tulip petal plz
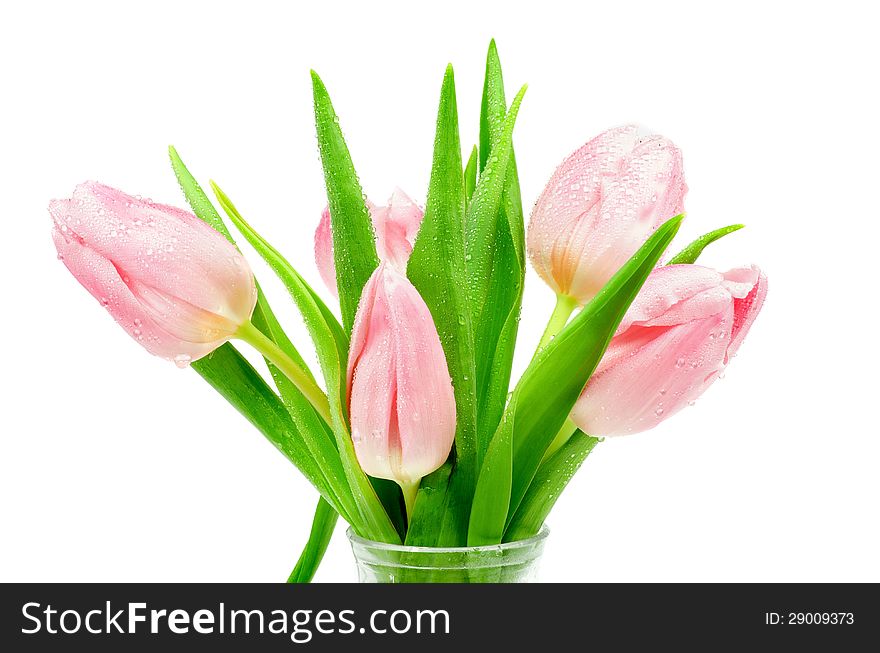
[527,126,687,303]
[572,308,731,436]
[53,183,256,325]
[722,265,761,299]
[347,270,400,480]
[373,188,423,272]
[384,268,456,483]
[315,193,423,296]
[347,265,455,484]
[726,266,768,360]
[570,136,686,300]
[124,276,240,344]
[616,264,728,333]
[52,220,217,364]
[572,261,766,437]
[527,125,642,297]
[314,206,338,298]
[50,183,257,365]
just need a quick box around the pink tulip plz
[527,125,687,304]
[51,182,257,367]
[571,264,767,436]
[315,188,423,297]
[347,262,456,486]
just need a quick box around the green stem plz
[541,418,578,464]
[535,294,578,355]
[399,480,420,525]
[235,321,332,425]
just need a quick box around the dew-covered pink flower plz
[51,182,257,366]
[347,263,455,485]
[527,125,687,304]
[315,188,423,297]
[571,264,767,436]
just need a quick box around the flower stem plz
[535,293,578,355]
[235,321,332,425]
[399,480,420,524]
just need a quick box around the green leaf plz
[169,146,234,241]
[668,224,745,265]
[505,431,600,542]
[369,477,406,541]
[478,38,503,174]
[253,302,356,525]
[168,145,342,369]
[191,345,329,500]
[464,145,478,204]
[471,41,527,454]
[505,215,684,522]
[311,71,380,333]
[467,397,516,546]
[211,182,399,544]
[406,65,479,545]
[170,146,350,522]
[404,461,453,546]
[465,84,526,319]
[288,497,339,583]
[479,41,505,165]
[169,146,351,540]
[478,41,526,264]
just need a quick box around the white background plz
[1,0,877,582]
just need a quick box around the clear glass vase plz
[347,526,549,583]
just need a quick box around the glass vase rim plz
[346,524,549,554]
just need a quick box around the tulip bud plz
[315,188,423,297]
[347,263,456,487]
[571,264,767,436]
[527,125,687,304]
[50,182,257,367]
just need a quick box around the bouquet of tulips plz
[50,42,766,582]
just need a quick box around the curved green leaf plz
[288,497,338,583]
[505,431,599,542]
[168,145,339,378]
[171,148,347,584]
[169,146,233,240]
[192,345,328,500]
[505,215,684,522]
[668,224,744,265]
[467,396,515,546]
[170,146,350,512]
[464,83,526,318]
[212,182,399,544]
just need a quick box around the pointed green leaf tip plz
[288,497,338,583]
[310,69,379,334]
[167,145,233,241]
[668,223,745,265]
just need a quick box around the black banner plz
[1,583,876,650]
